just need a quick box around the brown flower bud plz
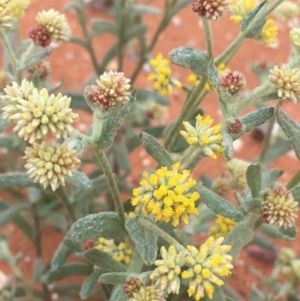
[192,0,228,21]
[123,278,143,298]
[219,71,246,95]
[29,26,51,47]
[228,119,242,134]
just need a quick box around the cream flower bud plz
[290,28,300,51]
[269,65,300,103]
[226,158,250,189]
[1,80,78,143]
[275,1,299,19]
[23,142,80,191]
[261,186,298,229]
[0,5,11,29]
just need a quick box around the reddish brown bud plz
[28,60,51,79]
[82,240,95,251]
[29,26,51,47]
[219,71,246,95]
[123,278,143,297]
[192,0,228,21]
[228,119,242,134]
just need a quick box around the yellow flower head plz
[7,0,29,18]
[150,245,185,294]
[131,163,199,227]
[187,64,229,91]
[95,237,133,265]
[209,215,236,238]
[148,53,182,96]
[228,0,256,23]
[182,236,233,300]
[180,115,223,159]
[257,19,278,46]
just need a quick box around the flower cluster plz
[191,0,228,21]
[150,245,185,294]
[0,0,12,29]
[228,0,255,23]
[226,158,249,189]
[188,63,229,91]
[261,186,298,229]
[182,237,233,300]
[180,115,223,159]
[1,79,78,144]
[219,70,246,95]
[24,142,80,191]
[257,19,278,46]
[85,71,131,112]
[7,0,29,18]
[275,1,299,20]
[132,163,199,226]
[147,53,182,96]
[29,9,71,46]
[94,237,133,265]
[268,65,300,103]
[290,28,300,51]
[209,215,236,238]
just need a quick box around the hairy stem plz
[117,0,127,71]
[286,170,300,190]
[57,187,77,223]
[91,147,125,227]
[138,217,187,254]
[180,149,204,171]
[258,115,275,163]
[202,18,213,58]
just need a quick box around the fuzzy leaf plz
[109,285,127,301]
[277,109,300,160]
[207,60,220,89]
[51,238,73,271]
[132,4,161,14]
[195,185,243,221]
[169,47,209,76]
[126,217,158,265]
[80,269,105,300]
[262,169,283,188]
[67,170,92,189]
[251,235,277,252]
[99,272,130,285]
[18,49,52,71]
[68,212,126,243]
[225,221,254,257]
[0,203,30,226]
[98,93,135,149]
[66,131,88,156]
[139,132,174,167]
[91,19,118,36]
[124,24,147,42]
[280,225,297,239]
[169,0,191,16]
[43,263,92,284]
[83,249,126,272]
[291,185,300,204]
[0,173,38,187]
[68,93,90,111]
[221,131,233,160]
[246,164,262,198]
[260,224,294,241]
[241,1,267,38]
[217,90,230,116]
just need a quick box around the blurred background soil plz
[1,0,300,300]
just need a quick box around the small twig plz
[56,187,77,223]
[202,18,213,58]
[258,115,275,163]
[286,170,300,190]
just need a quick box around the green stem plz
[164,78,207,150]
[127,248,144,273]
[91,147,125,227]
[0,29,20,83]
[202,18,213,58]
[117,0,127,71]
[180,148,204,171]
[179,146,198,167]
[286,170,300,190]
[138,217,187,254]
[21,41,35,66]
[258,115,275,163]
[56,187,77,223]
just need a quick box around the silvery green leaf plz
[67,170,92,189]
[242,197,262,213]
[260,91,279,102]
[139,132,174,167]
[260,224,294,241]
[124,24,147,42]
[250,285,265,301]
[136,89,170,105]
[51,238,73,271]
[231,107,275,140]
[291,185,300,204]
[131,4,161,15]
[241,1,267,38]
[80,269,105,300]
[0,114,8,133]
[83,249,126,272]
[68,93,90,111]
[277,109,300,160]
[0,173,38,187]
[280,225,297,239]
[91,19,118,37]
[99,272,130,285]
[169,0,193,17]
[47,81,63,94]
[246,164,262,198]
[225,221,254,257]
[68,212,126,243]
[262,169,283,188]
[109,285,127,301]
[221,131,233,160]
[126,217,158,265]
[207,60,220,89]
[66,130,87,155]
[169,47,209,76]
[217,90,230,116]
[43,263,92,284]
[0,203,30,226]
[18,49,52,71]
[195,184,243,221]
[251,235,277,252]
[98,93,135,149]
